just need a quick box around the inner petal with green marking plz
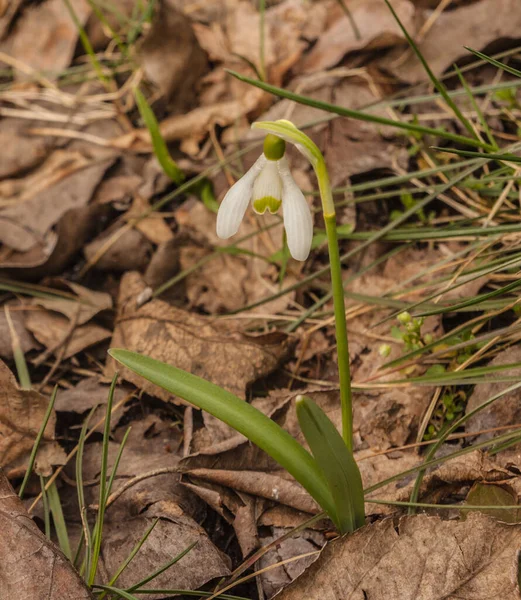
[252,160,283,215]
[253,195,282,214]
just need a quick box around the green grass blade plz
[414,278,521,316]
[108,349,336,519]
[127,541,197,592]
[104,519,159,595]
[39,474,51,539]
[62,0,108,84]
[77,406,96,577]
[296,395,365,533]
[94,585,248,600]
[89,374,118,585]
[227,71,492,149]
[465,47,521,79]
[432,146,521,163]
[408,381,521,513]
[18,387,57,499]
[454,65,497,149]
[384,0,477,139]
[48,480,72,560]
[365,427,521,495]
[104,426,131,505]
[134,88,184,184]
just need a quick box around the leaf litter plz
[1,0,521,598]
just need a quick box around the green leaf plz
[462,483,520,523]
[296,395,365,533]
[134,88,184,184]
[229,72,491,150]
[108,349,336,520]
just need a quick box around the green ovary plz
[253,196,282,214]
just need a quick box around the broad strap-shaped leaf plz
[296,395,365,533]
[109,349,336,520]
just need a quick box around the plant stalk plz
[317,161,353,450]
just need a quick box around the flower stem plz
[317,162,353,451]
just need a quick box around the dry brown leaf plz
[465,345,521,438]
[258,527,324,598]
[0,472,94,600]
[25,309,111,359]
[139,0,208,109]
[54,377,129,414]
[301,0,414,73]
[276,513,521,600]
[99,505,230,596]
[0,119,54,179]
[0,304,38,360]
[180,245,298,315]
[126,194,174,245]
[107,271,290,401]
[31,280,112,325]
[3,0,91,77]
[326,82,410,186]
[62,420,230,596]
[380,0,521,83]
[83,225,153,272]
[0,359,55,472]
[1,202,106,273]
[0,158,113,253]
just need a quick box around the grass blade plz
[384,0,478,139]
[48,480,72,559]
[127,541,197,592]
[465,47,521,79]
[89,374,118,585]
[134,88,184,184]
[18,387,57,499]
[227,71,492,149]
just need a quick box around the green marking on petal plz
[253,196,282,214]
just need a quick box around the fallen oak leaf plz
[0,471,93,599]
[0,359,57,474]
[276,512,521,600]
[106,271,290,401]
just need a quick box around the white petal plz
[278,157,313,261]
[216,155,267,239]
[252,160,282,214]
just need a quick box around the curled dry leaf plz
[0,303,38,360]
[0,359,56,475]
[0,472,94,600]
[380,0,521,83]
[139,0,208,109]
[25,310,111,360]
[84,223,153,273]
[31,280,112,325]
[0,158,113,271]
[3,0,91,78]
[0,119,54,179]
[301,0,414,74]
[0,158,113,253]
[276,513,521,600]
[106,271,290,400]
[465,345,521,438]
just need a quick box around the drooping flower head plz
[216,131,313,261]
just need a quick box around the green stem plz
[317,162,353,451]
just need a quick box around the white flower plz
[216,154,313,261]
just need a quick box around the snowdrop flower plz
[216,134,313,261]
